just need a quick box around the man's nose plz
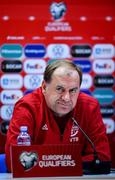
[62,91,70,101]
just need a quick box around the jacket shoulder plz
[77,92,99,107]
[15,88,43,107]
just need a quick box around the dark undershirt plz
[53,111,73,135]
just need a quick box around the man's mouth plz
[57,101,71,108]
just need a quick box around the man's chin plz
[56,110,71,117]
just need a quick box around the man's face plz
[42,66,80,117]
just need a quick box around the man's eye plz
[70,89,77,93]
[56,87,64,93]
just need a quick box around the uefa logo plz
[47,44,70,59]
[24,75,43,89]
[0,105,14,120]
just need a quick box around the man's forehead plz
[53,66,78,77]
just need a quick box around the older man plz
[5,60,111,173]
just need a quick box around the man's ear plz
[42,81,47,94]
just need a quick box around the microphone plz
[72,117,111,174]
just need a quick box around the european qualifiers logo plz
[19,152,38,171]
[1,60,22,73]
[19,151,76,171]
[50,2,67,21]
[45,2,72,32]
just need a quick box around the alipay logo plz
[93,44,114,58]
[1,74,23,89]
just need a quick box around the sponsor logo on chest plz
[70,123,79,142]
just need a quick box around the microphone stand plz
[72,117,111,174]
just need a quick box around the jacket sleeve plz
[5,99,35,172]
[82,99,111,162]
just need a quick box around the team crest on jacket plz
[70,123,79,142]
[42,124,48,130]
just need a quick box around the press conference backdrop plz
[0,0,115,168]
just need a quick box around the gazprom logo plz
[93,44,114,58]
[93,89,115,104]
[24,59,46,74]
[73,60,91,73]
[24,44,46,58]
[1,90,23,104]
[1,44,22,58]
[93,59,114,74]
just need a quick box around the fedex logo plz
[24,59,46,74]
[93,60,114,74]
[1,90,23,104]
